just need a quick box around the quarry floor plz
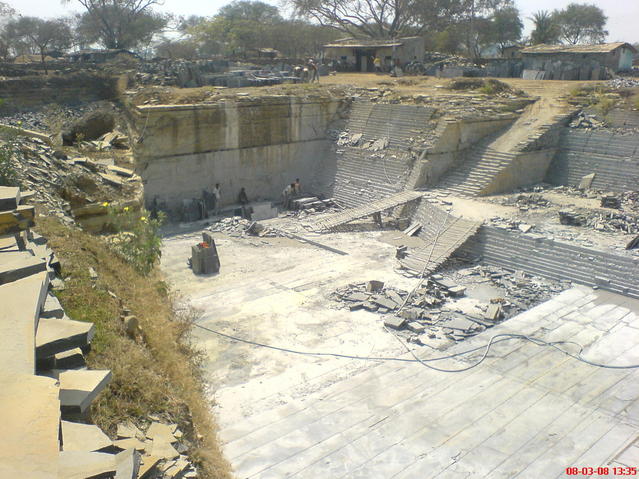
[160,224,421,426]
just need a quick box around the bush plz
[106,204,165,275]
[0,127,19,187]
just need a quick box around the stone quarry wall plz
[0,73,119,112]
[459,226,639,299]
[132,96,343,211]
[406,115,517,190]
[547,129,639,192]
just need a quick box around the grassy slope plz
[37,217,231,479]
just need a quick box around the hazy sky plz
[6,0,639,43]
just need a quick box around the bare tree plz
[287,0,418,38]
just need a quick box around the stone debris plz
[559,208,639,234]
[332,265,566,344]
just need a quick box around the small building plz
[323,37,425,72]
[66,49,139,63]
[520,42,637,80]
[501,45,523,59]
[255,48,279,59]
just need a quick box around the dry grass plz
[37,216,231,479]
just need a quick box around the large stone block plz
[36,317,96,358]
[59,369,112,415]
[0,251,47,285]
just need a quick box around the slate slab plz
[59,369,112,414]
[61,420,112,452]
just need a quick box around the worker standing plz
[212,183,221,216]
[374,56,382,74]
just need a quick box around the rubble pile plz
[207,216,280,238]
[7,137,139,224]
[499,193,551,210]
[111,418,199,478]
[605,78,639,89]
[332,267,566,345]
[569,111,607,129]
[1,102,114,134]
[559,208,639,234]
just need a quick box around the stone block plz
[0,251,47,285]
[578,173,595,190]
[58,451,116,479]
[0,272,49,375]
[0,205,35,235]
[59,369,112,415]
[40,293,65,319]
[61,420,112,452]
[373,296,398,310]
[366,280,384,292]
[407,321,426,333]
[0,186,20,210]
[36,317,96,358]
[251,201,278,221]
[384,317,406,330]
[0,374,60,479]
[146,422,176,443]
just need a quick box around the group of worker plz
[202,183,250,217]
[293,59,320,83]
[282,178,302,209]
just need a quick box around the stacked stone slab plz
[0,187,139,478]
[458,225,639,299]
[546,129,639,193]
[332,102,437,207]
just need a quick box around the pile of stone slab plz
[559,208,639,234]
[289,196,335,212]
[0,185,121,478]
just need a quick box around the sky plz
[6,0,639,43]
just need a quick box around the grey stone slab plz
[0,374,60,479]
[58,451,116,479]
[372,296,397,310]
[146,422,176,443]
[0,271,49,375]
[383,316,405,330]
[36,317,96,358]
[61,420,112,452]
[54,348,86,369]
[0,251,47,285]
[59,369,112,414]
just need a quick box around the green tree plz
[6,17,72,70]
[488,6,522,51]
[530,10,560,45]
[63,0,167,50]
[553,3,607,45]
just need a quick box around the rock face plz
[62,109,116,145]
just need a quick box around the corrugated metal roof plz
[521,42,637,55]
[323,36,420,49]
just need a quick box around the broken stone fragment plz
[407,322,425,333]
[117,422,145,441]
[61,420,112,452]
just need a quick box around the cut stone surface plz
[113,438,146,452]
[579,172,596,189]
[0,374,60,479]
[36,317,96,358]
[345,292,369,302]
[61,420,112,452]
[0,186,20,210]
[0,272,49,375]
[146,422,176,443]
[149,439,180,460]
[366,280,384,292]
[138,455,161,479]
[0,251,46,285]
[54,348,86,369]
[58,451,116,479]
[40,293,64,319]
[407,321,426,333]
[114,448,140,479]
[117,422,145,440]
[373,296,398,310]
[59,369,112,414]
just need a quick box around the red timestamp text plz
[566,466,637,475]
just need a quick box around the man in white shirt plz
[212,183,221,215]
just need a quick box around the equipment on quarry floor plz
[190,232,220,274]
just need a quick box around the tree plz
[488,6,522,51]
[287,0,420,38]
[6,17,72,69]
[63,0,168,50]
[553,3,607,45]
[217,0,282,23]
[530,10,560,45]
